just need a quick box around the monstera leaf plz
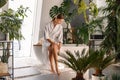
[0,0,8,8]
[49,6,60,19]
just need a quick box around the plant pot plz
[72,77,85,80]
[92,74,106,80]
[72,72,85,80]
[0,62,8,73]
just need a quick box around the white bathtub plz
[33,44,89,64]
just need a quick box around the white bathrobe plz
[42,21,63,68]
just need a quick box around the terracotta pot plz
[72,72,85,80]
[0,62,8,73]
[94,68,102,76]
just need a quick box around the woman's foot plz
[49,69,55,73]
[57,71,60,76]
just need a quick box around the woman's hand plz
[58,43,62,50]
[51,42,61,50]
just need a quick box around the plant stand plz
[0,41,14,80]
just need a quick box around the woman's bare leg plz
[53,44,60,75]
[48,46,55,73]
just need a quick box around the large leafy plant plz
[0,6,29,40]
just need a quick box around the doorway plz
[9,0,36,57]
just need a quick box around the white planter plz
[92,74,106,80]
[0,62,8,73]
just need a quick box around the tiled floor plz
[13,58,120,80]
[14,58,76,80]
[14,67,75,80]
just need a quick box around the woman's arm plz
[47,39,54,44]
[44,24,54,44]
[58,26,63,44]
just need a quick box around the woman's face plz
[55,18,64,24]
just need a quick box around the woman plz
[43,14,64,75]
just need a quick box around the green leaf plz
[0,0,8,8]
[49,6,59,19]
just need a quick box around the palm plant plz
[100,0,120,61]
[90,49,115,76]
[59,49,96,80]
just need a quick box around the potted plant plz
[89,49,115,80]
[59,49,96,80]
[0,6,29,73]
